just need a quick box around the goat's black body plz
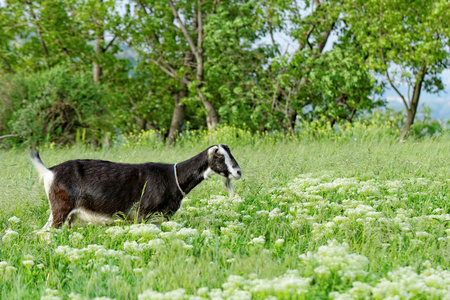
[51,160,182,218]
[30,144,241,229]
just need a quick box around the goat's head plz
[207,144,242,180]
[207,144,242,198]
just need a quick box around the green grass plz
[1,128,449,299]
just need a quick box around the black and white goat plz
[30,144,242,230]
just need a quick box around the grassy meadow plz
[0,126,450,299]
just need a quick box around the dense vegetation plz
[0,126,449,299]
[1,0,449,147]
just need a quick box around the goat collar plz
[173,163,186,197]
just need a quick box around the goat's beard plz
[223,178,235,199]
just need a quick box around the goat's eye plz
[216,154,224,158]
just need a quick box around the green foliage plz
[410,105,446,138]
[0,66,110,146]
[0,0,449,146]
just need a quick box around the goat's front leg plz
[42,213,53,231]
[39,213,53,244]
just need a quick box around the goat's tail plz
[29,150,51,182]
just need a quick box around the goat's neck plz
[176,151,209,195]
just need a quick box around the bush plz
[0,66,111,147]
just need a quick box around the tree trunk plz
[400,64,427,141]
[167,86,186,147]
[93,34,103,83]
[0,56,13,73]
[198,86,219,130]
[27,1,49,58]
[287,108,297,133]
[168,0,219,130]
[93,0,104,83]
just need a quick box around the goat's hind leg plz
[48,184,74,229]
[51,206,73,229]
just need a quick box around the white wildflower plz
[133,268,143,275]
[8,216,21,224]
[160,221,181,232]
[100,264,120,274]
[41,288,61,300]
[249,236,265,245]
[106,226,128,239]
[176,228,199,239]
[146,239,165,250]
[68,293,83,300]
[69,232,84,244]
[22,260,35,268]
[128,224,161,238]
[275,239,285,246]
[2,229,19,243]
[415,231,431,239]
[138,288,186,300]
[159,231,177,241]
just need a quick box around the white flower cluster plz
[8,216,21,224]
[0,260,17,280]
[105,222,199,251]
[284,172,450,249]
[22,254,35,268]
[331,265,450,299]
[123,239,165,252]
[69,232,84,245]
[138,270,311,300]
[2,229,19,243]
[41,288,61,300]
[138,288,189,300]
[248,236,265,245]
[106,224,161,240]
[55,244,124,263]
[160,221,182,232]
[176,228,199,240]
[177,195,240,226]
[299,240,369,283]
[68,292,116,300]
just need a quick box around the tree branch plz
[197,0,203,52]
[0,134,19,140]
[0,55,14,73]
[167,0,201,62]
[147,56,190,85]
[26,1,49,57]
[380,47,409,110]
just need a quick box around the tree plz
[110,0,221,136]
[249,0,381,132]
[0,4,19,74]
[345,0,450,140]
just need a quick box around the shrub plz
[0,66,110,147]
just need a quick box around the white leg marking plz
[42,213,53,231]
[69,208,113,226]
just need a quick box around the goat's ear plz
[208,145,219,157]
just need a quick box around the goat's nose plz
[237,170,242,177]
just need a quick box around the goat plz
[30,144,242,230]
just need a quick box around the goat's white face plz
[208,144,242,180]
